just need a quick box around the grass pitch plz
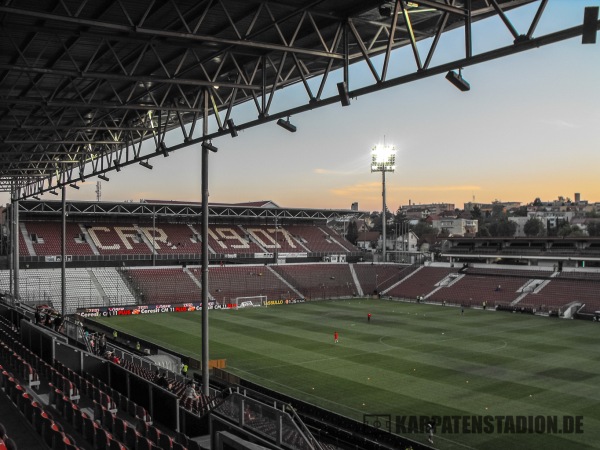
[94,299,600,450]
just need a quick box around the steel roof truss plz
[347,20,382,84]
[399,1,423,71]
[489,0,522,41]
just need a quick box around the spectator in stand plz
[53,314,62,332]
[34,307,42,324]
[110,352,120,365]
[244,405,255,422]
[184,381,199,400]
[155,371,172,391]
[99,334,107,354]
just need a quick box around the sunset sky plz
[3,1,599,212]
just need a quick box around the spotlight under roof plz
[276,117,296,133]
[202,141,218,153]
[446,69,470,92]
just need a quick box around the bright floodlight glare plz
[370,144,396,172]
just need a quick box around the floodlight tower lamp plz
[370,142,397,264]
[370,143,397,173]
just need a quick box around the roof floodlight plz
[140,160,153,170]
[446,69,470,92]
[582,6,599,44]
[202,141,218,153]
[98,174,109,182]
[337,82,351,107]
[276,117,296,133]
[226,118,238,137]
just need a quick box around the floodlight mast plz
[371,143,396,263]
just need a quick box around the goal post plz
[233,295,267,309]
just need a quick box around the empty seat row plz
[1,360,83,450]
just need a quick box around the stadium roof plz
[141,199,278,208]
[16,199,364,221]
[0,0,594,198]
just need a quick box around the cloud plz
[539,119,580,129]
[399,185,482,192]
[330,182,381,196]
[314,168,357,175]
[330,183,481,197]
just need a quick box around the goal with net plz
[233,295,267,309]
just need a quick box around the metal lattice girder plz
[1,0,597,198]
[16,198,366,221]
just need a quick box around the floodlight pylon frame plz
[371,143,396,263]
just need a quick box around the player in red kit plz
[368,313,371,323]
[334,331,338,343]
